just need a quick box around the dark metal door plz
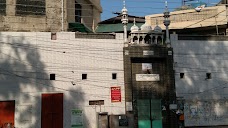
[137,99,151,128]
[151,99,162,128]
[41,93,63,128]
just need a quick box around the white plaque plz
[168,51,172,55]
[126,102,133,111]
[71,109,83,128]
[169,104,177,110]
[125,50,129,55]
[143,51,154,55]
[136,74,160,81]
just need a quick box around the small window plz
[50,74,55,80]
[180,73,184,79]
[75,1,82,23]
[112,73,117,79]
[0,0,6,15]
[51,33,57,40]
[16,0,46,15]
[82,74,87,80]
[206,73,211,79]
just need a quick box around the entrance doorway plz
[0,101,15,128]
[98,112,108,128]
[41,93,63,128]
[137,99,162,128]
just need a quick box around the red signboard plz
[111,87,121,102]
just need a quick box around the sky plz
[100,0,221,20]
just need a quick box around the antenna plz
[182,0,200,6]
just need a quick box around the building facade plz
[123,22,177,128]
[0,0,102,32]
[171,34,228,127]
[145,5,228,35]
[0,32,125,128]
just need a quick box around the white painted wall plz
[0,32,125,128]
[171,34,228,127]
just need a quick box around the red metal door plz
[0,101,15,128]
[41,93,63,128]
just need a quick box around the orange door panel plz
[0,101,15,128]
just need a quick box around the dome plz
[140,23,152,32]
[154,25,162,32]
[131,18,139,32]
[131,24,139,32]
[154,19,162,32]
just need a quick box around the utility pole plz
[215,16,219,35]
[121,0,128,43]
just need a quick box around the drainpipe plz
[61,0,64,31]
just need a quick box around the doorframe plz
[97,112,108,128]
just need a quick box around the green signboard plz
[71,109,83,128]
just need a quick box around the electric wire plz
[0,0,225,98]
[0,67,125,100]
[0,33,126,98]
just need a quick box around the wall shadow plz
[0,33,86,128]
[171,34,228,126]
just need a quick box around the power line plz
[0,33,126,89]
[0,1,224,29]
[0,67,125,100]
[183,9,226,28]
[0,32,126,94]
[0,46,124,71]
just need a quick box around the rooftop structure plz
[0,0,102,32]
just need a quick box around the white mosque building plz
[129,19,164,45]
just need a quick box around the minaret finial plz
[123,0,126,8]
[165,1,168,8]
[156,19,158,26]
[134,18,136,25]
